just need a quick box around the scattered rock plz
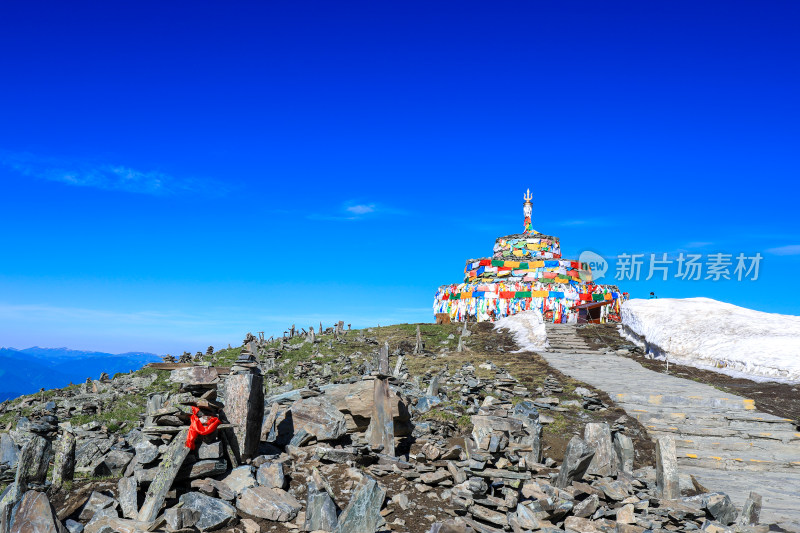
[9,491,61,533]
[236,486,302,522]
[289,396,348,441]
[333,475,386,533]
[179,492,238,531]
[221,465,256,495]
[255,462,285,489]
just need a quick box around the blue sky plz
[1,1,798,353]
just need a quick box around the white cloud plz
[346,204,375,215]
[0,151,221,196]
[308,200,406,222]
[766,244,800,256]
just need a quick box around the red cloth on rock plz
[185,406,221,450]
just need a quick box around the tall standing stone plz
[414,325,423,354]
[519,426,542,467]
[736,492,762,526]
[393,355,404,378]
[426,375,441,397]
[51,430,76,490]
[260,402,281,442]
[655,435,680,499]
[366,378,395,456]
[138,429,191,522]
[0,436,45,530]
[614,433,634,473]
[16,435,52,489]
[379,343,389,375]
[223,371,264,462]
[366,343,394,455]
[584,423,618,477]
[555,436,595,488]
[512,401,542,466]
[118,476,138,519]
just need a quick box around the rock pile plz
[424,420,765,533]
[0,324,774,533]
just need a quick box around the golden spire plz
[524,188,533,203]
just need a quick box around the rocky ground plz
[0,321,777,532]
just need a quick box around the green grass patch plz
[542,413,570,436]
[421,408,472,429]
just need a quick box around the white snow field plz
[495,309,548,352]
[621,297,800,383]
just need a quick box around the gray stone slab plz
[366,377,395,455]
[169,366,219,385]
[333,475,386,533]
[51,431,76,490]
[178,492,237,531]
[289,396,347,441]
[223,372,264,462]
[555,436,594,488]
[137,428,191,522]
[117,477,137,519]
[584,422,617,477]
[8,491,61,533]
[236,487,301,522]
[656,435,680,499]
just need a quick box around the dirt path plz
[537,324,800,531]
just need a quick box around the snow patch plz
[494,310,549,352]
[621,297,800,383]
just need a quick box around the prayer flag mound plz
[433,189,624,323]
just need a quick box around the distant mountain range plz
[0,347,162,401]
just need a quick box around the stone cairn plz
[0,326,769,533]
